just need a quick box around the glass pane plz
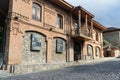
[32,3,41,21]
[57,14,63,29]
[32,7,36,19]
[96,32,98,41]
[87,28,90,36]
[57,17,60,28]
[60,17,63,28]
[36,9,40,21]
[74,23,78,29]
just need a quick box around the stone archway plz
[87,44,93,59]
[22,31,47,64]
[95,47,100,58]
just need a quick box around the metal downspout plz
[67,14,71,62]
[4,0,11,64]
[78,9,82,60]
[67,7,74,62]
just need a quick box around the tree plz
[103,37,110,46]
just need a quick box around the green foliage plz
[103,37,110,46]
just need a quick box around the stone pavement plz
[0,70,14,78]
[1,57,120,80]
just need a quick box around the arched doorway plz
[87,44,93,59]
[74,41,83,61]
[95,47,100,57]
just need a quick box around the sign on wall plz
[56,39,63,53]
[31,33,41,51]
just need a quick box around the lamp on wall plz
[14,16,19,20]
[49,28,53,31]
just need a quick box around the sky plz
[65,0,120,28]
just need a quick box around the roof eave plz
[74,6,94,18]
[50,0,73,12]
[93,20,106,30]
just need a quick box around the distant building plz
[103,27,120,57]
[103,44,120,57]
[0,0,105,73]
[103,27,120,48]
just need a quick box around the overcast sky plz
[66,0,120,28]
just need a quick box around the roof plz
[50,0,94,18]
[50,0,106,30]
[104,44,119,50]
[103,27,120,33]
[76,6,94,18]
[0,0,106,30]
[50,0,73,12]
[93,20,106,30]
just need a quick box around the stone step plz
[0,58,3,68]
[0,70,14,77]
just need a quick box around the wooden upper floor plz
[0,0,106,42]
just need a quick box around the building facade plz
[103,27,120,48]
[103,27,120,57]
[0,0,105,73]
[103,45,120,57]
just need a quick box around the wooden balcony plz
[71,28,92,40]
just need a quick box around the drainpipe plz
[67,8,74,62]
[4,0,12,64]
[78,10,81,35]
[4,17,9,64]
[78,8,82,60]
[67,14,71,62]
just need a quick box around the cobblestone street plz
[1,58,120,80]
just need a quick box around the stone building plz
[0,0,105,73]
[103,45,120,57]
[103,27,120,57]
[103,27,120,48]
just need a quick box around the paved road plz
[1,58,120,80]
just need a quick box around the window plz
[87,28,91,37]
[74,22,78,34]
[74,22,78,29]
[32,3,41,21]
[56,39,63,53]
[95,47,100,57]
[96,31,99,41]
[57,14,63,29]
[87,45,93,56]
